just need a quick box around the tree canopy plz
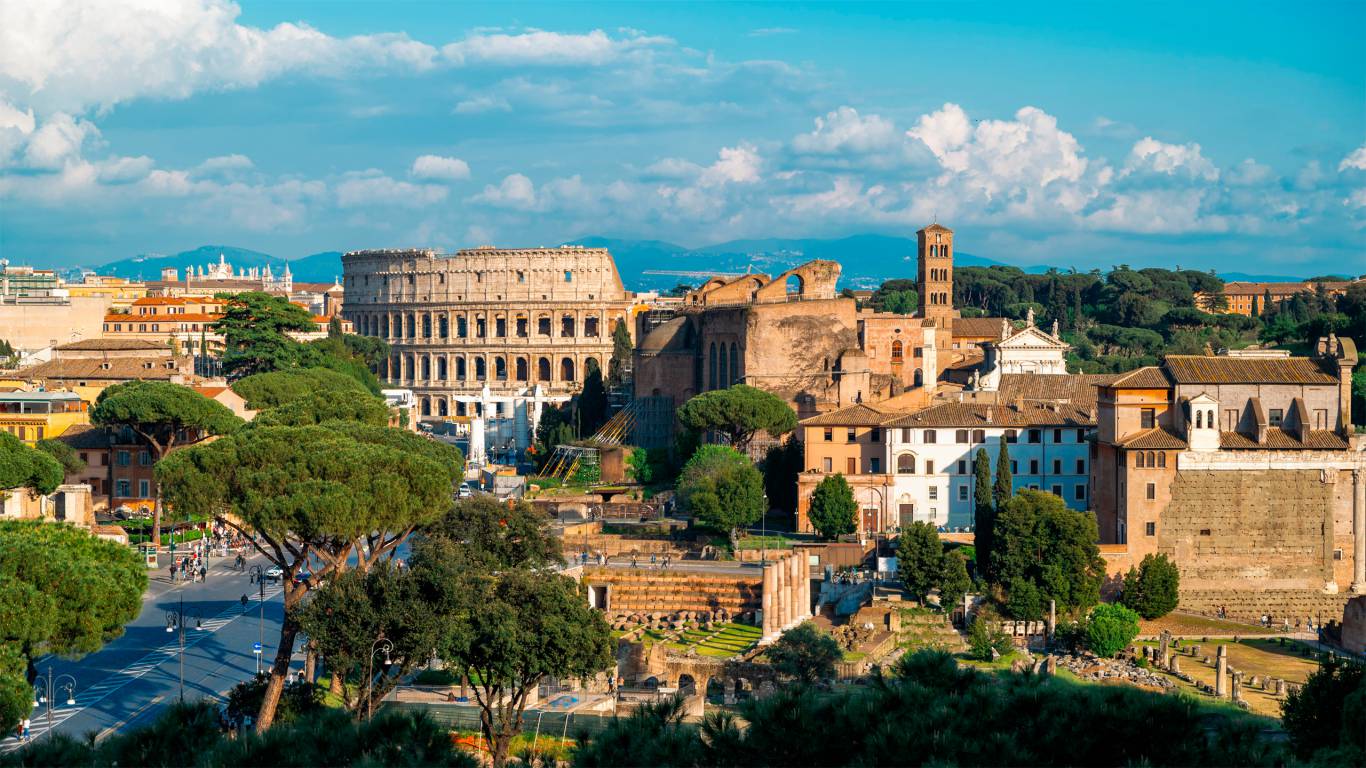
[676,445,765,541]
[608,318,633,389]
[0,431,63,496]
[1120,553,1180,619]
[898,521,944,604]
[766,623,841,684]
[807,473,857,540]
[991,490,1105,620]
[35,438,85,476]
[232,367,372,410]
[214,291,318,379]
[252,388,391,427]
[676,385,797,451]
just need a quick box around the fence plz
[382,700,656,742]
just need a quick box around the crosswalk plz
[1,583,283,751]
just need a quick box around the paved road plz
[3,554,291,750]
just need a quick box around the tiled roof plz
[16,356,193,381]
[919,223,953,233]
[1108,366,1171,388]
[1163,355,1338,385]
[800,403,893,427]
[952,317,1008,339]
[194,386,229,398]
[996,373,1116,409]
[885,400,1096,428]
[54,338,166,351]
[1220,281,1351,296]
[1117,428,1188,450]
[1219,430,1349,451]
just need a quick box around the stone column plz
[1047,600,1056,643]
[1169,654,1180,675]
[1159,631,1171,668]
[784,555,796,627]
[1352,469,1365,594]
[775,557,788,631]
[1214,645,1228,698]
[761,562,775,638]
[801,553,812,619]
[1231,670,1244,703]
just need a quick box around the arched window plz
[422,315,432,338]
[438,315,449,338]
[538,357,551,381]
[437,399,448,417]
[708,343,718,390]
[404,354,414,380]
[891,340,904,363]
[913,368,923,387]
[729,343,739,384]
[1196,411,1203,429]
[897,454,916,474]
[561,357,575,382]
[719,343,729,388]
[436,356,447,380]
[455,356,466,379]
[405,314,415,338]
[1136,452,1145,468]
[420,355,431,381]
[1157,452,1167,468]
[516,357,529,381]
[474,357,486,380]
[1208,410,1216,429]
[381,315,390,337]
[1147,451,1157,467]
[930,245,937,257]
[494,356,507,380]
[421,398,431,417]
[457,316,468,338]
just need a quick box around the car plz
[457,483,473,499]
[264,565,284,582]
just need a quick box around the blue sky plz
[1,0,1363,276]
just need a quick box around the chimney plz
[984,409,993,424]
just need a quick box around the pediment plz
[998,326,1066,349]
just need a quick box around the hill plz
[98,246,343,283]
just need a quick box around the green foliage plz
[972,447,994,578]
[0,520,146,733]
[224,673,323,726]
[34,438,84,476]
[577,649,1289,767]
[1083,603,1141,658]
[608,318,634,389]
[759,436,802,515]
[992,490,1104,620]
[992,440,1012,512]
[91,381,243,451]
[676,445,765,537]
[0,431,63,495]
[532,401,577,467]
[938,551,972,611]
[0,338,14,362]
[0,647,29,740]
[868,279,919,315]
[578,363,609,435]
[214,291,317,379]
[676,384,797,450]
[897,521,944,603]
[766,623,841,684]
[1119,553,1181,619]
[1281,656,1365,763]
[807,473,857,540]
[422,496,563,572]
[0,700,475,767]
[232,367,371,409]
[967,612,1014,662]
[252,388,391,427]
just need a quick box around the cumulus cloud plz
[335,170,448,208]
[1341,143,1366,172]
[699,144,761,186]
[473,173,537,209]
[193,153,254,178]
[453,95,511,114]
[441,28,671,67]
[410,154,471,181]
[22,113,100,169]
[1124,137,1219,181]
[792,107,898,155]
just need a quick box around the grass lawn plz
[1139,612,1280,637]
[1049,668,1282,730]
[657,622,761,658]
[735,535,795,550]
[1133,637,1320,717]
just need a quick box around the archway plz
[538,357,551,381]
[561,357,575,382]
[785,273,804,296]
[678,674,697,697]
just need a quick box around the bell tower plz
[917,223,955,323]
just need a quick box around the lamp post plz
[33,668,77,741]
[164,595,199,702]
[367,638,393,722]
[248,565,266,674]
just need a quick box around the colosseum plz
[341,246,636,458]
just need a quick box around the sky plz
[0,0,1364,276]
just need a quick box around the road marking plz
[94,694,165,743]
[0,583,284,752]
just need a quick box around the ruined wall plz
[1158,469,1334,592]
[742,298,858,408]
[583,567,764,617]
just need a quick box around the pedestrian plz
[650,553,657,569]
[199,564,207,582]
[21,718,30,742]
[170,564,178,582]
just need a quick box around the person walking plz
[169,563,178,582]
[21,718,30,742]
[199,564,208,582]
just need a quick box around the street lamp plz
[248,564,266,674]
[164,594,198,702]
[367,638,393,722]
[33,668,77,740]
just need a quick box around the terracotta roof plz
[996,373,1116,410]
[16,356,193,381]
[800,403,895,427]
[1218,430,1349,450]
[132,296,189,305]
[54,338,166,351]
[1163,355,1338,385]
[1117,428,1188,450]
[1219,281,1351,296]
[194,386,228,398]
[1108,366,1171,389]
[885,400,1096,428]
[918,223,953,233]
[952,317,1008,339]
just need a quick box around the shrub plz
[1119,553,1180,619]
[967,610,1013,662]
[1084,603,1141,658]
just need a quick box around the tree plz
[807,474,857,540]
[991,490,1105,620]
[766,623,841,684]
[156,423,457,731]
[1119,553,1180,619]
[760,437,803,515]
[421,566,613,768]
[214,291,317,379]
[252,388,391,427]
[972,447,994,578]
[938,551,972,611]
[992,440,1012,511]
[0,520,146,733]
[1281,656,1365,763]
[232,367,371,410]
[676,385,797,451]
[90,381,243,547]
[608,318,633,388]
[422,495,562,572]
[676,445,765,547]
[966,610,1014,662]
[578,362,609,435]
[1083,603,1141,658]
[897,521,944,604]
[0,431,63,498]
[224,673,323,727]
[35,438,85,476]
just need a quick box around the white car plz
[264,565,284,582]
[457,483,474,499]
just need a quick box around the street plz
[2,554,287,750]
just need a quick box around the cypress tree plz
[993,439,1013,511]
[973,447,994,578]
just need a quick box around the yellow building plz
[63,275,148,307]
[0,390,90,444]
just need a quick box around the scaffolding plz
[542,399,643,482]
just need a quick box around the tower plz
[916,223,955,323]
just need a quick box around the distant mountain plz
[287,251,344,282]
[98,246,343,283]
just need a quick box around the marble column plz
[1352,469,1365,594]
[1215,645,1228,698]
[761,562,775,638]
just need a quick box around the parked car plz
[264,565,284,583]
[457,483,474,499]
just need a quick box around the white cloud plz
[441,28,670,67]
[193,153,254,177]
[907,103,973,159]
[1340,143,1366,172]
[23,112,100,169]
[473,173,537,209]
[1124,137,1219,181]
[96,155,154,183]
[454,95,511,114]
[335,170,447,208]
[748,27,797,37]
[410,154,471,181]
[699,144,761,186]
[792,106,898,155]
[0,0,438,114]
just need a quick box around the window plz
[891,341,903,362]
[1028,459,1039,474]
[422,315,432,338]
[1076,458,1086,474]
[139,479,150,498]
[869,457,881,473]
[897,454,915,474]
[973,429,986,444]
[822,457,832,472]
[930,508,938,521]
[1145,522,1156,536]
[495,318,507,337]
[1053,429,1063,444]
[561,315,575,337]
[1010,460,1018,474]
[1051,484,1062,497]
[901,428,912,443]
[1076,429,1086,443]
[847,457,857,474]
[117,450,130,467]
[929,486,939,500]
[564,270,573,282]
[956,429,969,443]
[926,460,935,475]
[538,317,551,336]
[846,429,855,443]
[1199,528,1211,536]
[115,479,131,497]
[1136,452,1146,468]
[1074,485,1086,501]
[1140,408,1155,429]
[438,316,449,338]
[958,485,969,501]
[1269,409,1284,427]
[138,450,152,466]
[457,316,468,338]
[476,318,487,338]
[824,428,833,442]
[517,271,526,283]
[957,460,967,475]
[869,428,881,442]
[585,317,600,337]
[1027,429,1041,444]
[516,318,528,337]
[1004,429,1018,444]
[1157,452,1166,468]
[923,429,937,444]
[1146,482,1156,500]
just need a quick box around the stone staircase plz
[898,610,968,653]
